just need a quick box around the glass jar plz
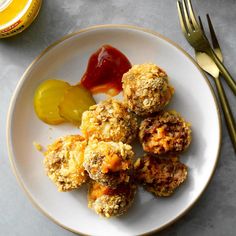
[0,0,42,38]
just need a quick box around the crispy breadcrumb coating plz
[139,111,191,155]
[88,181,137,217]
[44,135,88,192]
[134,155,187,197]
[83,141,134,188]
[80,98,138,143]
[122,63,174,116]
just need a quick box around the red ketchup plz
[81,45,131,96]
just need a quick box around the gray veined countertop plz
[1,0,236,235]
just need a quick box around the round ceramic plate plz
[7,25,221,236]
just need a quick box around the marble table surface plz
[1,0,235,235]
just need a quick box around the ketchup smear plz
[81,45,131,96]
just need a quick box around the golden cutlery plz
[195,14,236,152]
[177,0,236,95]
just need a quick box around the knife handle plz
[215,76,236,153]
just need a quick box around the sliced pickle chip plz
[59,85,96,126]
[34,79,70,125]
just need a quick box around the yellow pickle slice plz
[59,84,96,126]
[34,79,70,125]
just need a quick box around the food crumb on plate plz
[33,142,43,152]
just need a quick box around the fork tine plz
[198,16,206,35]
[177,1,189,36]
[182,0,193,32]
[186,0,199,29]
[206,14,221,50]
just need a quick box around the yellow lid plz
[0,0,42,38]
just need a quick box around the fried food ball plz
[122,63,174,116]
[88,181,137,217]
[139,111,191,155]
[80,98,138,144]
[134,155,187,197]
[83,141,134,188]
[44,135,88,192]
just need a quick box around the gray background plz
[1,0,236,235]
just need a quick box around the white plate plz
[7,25,221,236]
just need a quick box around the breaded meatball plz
[139,111,191,155]
[122,63,174,116]
[134,155,187,197]
[83,141,134,188]
[44,135,88,191]
[80,98,138,144]
[88,181,137,217]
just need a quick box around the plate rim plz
[6,24,222,236]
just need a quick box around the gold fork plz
[177,0,236,95]
[195,15,236,152]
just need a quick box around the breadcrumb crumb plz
[33,142,43,152]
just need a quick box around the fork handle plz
[214,76,236,153]
[208,48,236,96]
